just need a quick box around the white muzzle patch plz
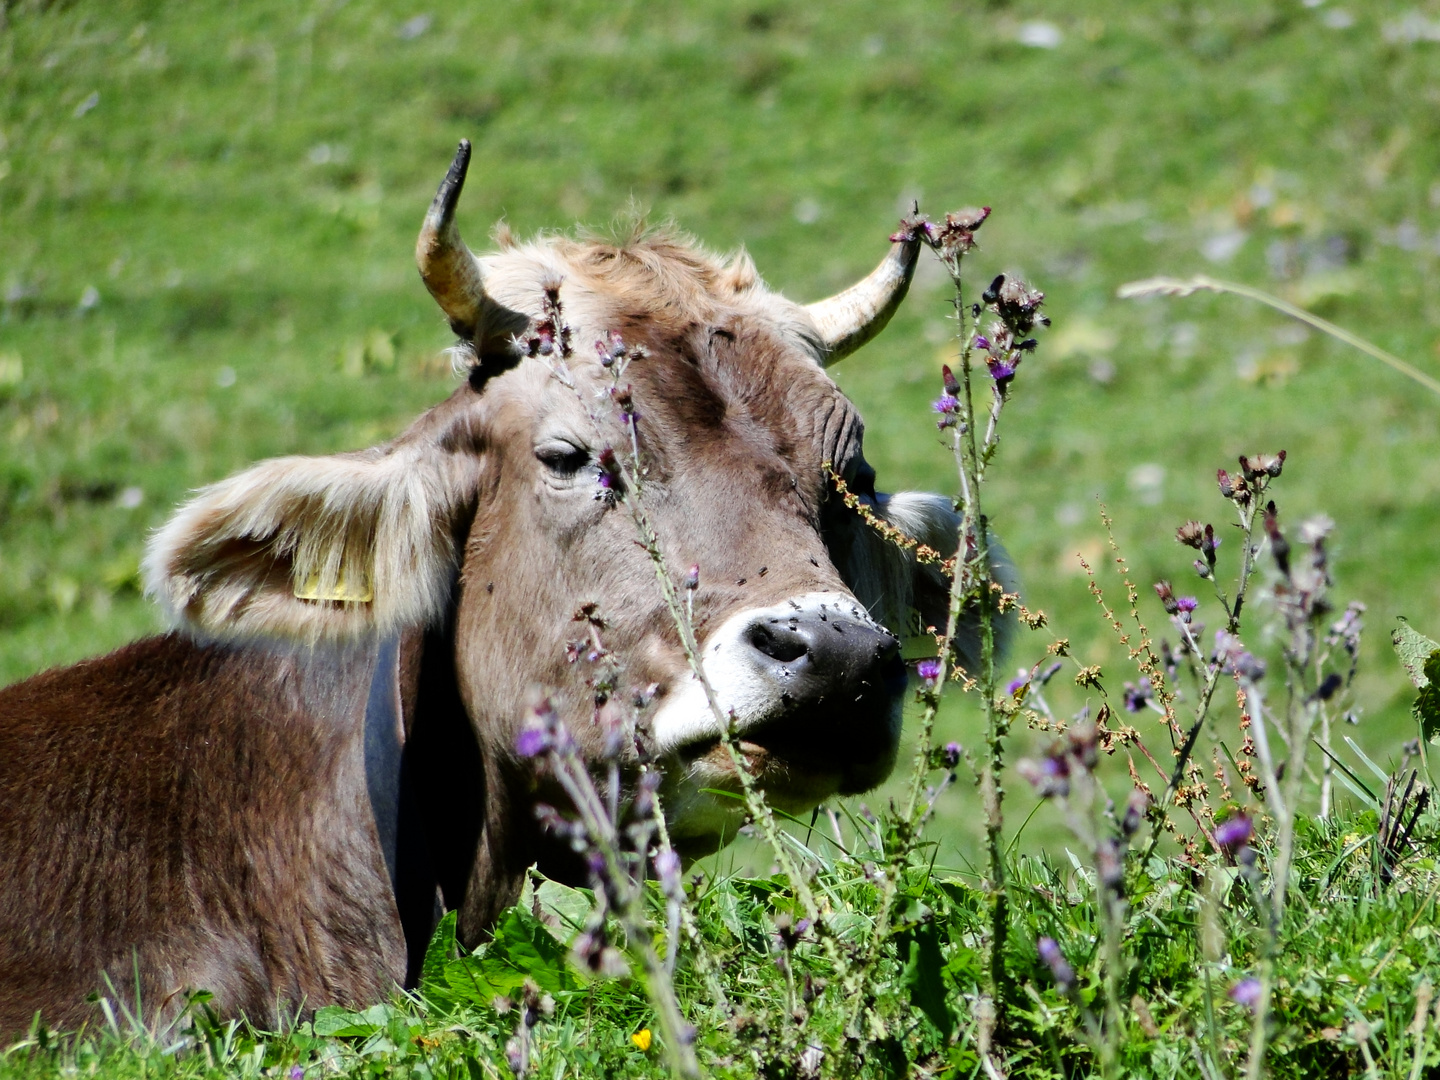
[648,590,887,754]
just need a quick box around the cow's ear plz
[838,492,1018,667]
[143,441,477,643]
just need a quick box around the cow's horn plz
[805,236,921,366]
[416,139,494,343]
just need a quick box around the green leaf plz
[899,920,953,1040]
[441,907,576,1006]
[1392,618,1440,688]
[312,1003,400,1038]
[491,907,573,992]
[1416,652,1440,744]
[534,880,594,942]
[421,910,458,987]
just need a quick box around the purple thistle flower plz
[988,359,1017,381]
[1214,812,1253,852]
[932,394,959,415]
[515,727,551,758]
[1229,977,1263,1010]
[683,564,700,590]
[1122,678,1152,713]
[916,658,943,686]
[942,742,962,769]
[1037,937,1075,990]
[1006,674,1030,695]
[973,335,991,350]
[290,1068,305,1080]
[1175,597,1198,613]
[1016,754,1069,798]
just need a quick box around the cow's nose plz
[742,612,901,687]
[648,591,906,778]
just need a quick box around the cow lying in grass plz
[0,141,982,1031]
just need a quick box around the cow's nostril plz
[746,623,809,664]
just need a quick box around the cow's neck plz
[391,612,591,954]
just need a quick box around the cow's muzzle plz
[650,591,906,796]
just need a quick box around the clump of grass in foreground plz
[9,212,1440,1080]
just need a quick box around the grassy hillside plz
[3,0,1440,788]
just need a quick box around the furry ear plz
[837,491,1018,668]
[143,441,477,643]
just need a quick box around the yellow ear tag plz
[293,565,374,603]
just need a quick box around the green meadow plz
[6,2,1440,1075]
[6,0,1439,855]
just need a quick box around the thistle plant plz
[902,207,1049,1051]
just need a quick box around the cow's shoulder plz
[0,634,406,1031]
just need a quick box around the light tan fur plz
[143,440,478,642]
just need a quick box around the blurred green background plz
[3,0,1439,859]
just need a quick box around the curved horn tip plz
[809,236,922,367]
[428,139,473,228]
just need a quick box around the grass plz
[5,0,1440,1075]
[3,815,1438,1078]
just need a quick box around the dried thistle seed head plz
[1297,513,1334,545]
[990,277,1048,334]
[1154,580,1179,614]
[890,212,934,244]
[942,364,961,397]
[933,207,991,258]
[1239,450,1286,482]
[1216,468,1252,505]
[1176,521,1206,548]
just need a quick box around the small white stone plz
[1016,21,1063,48]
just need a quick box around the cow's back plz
[0,634,407,1032]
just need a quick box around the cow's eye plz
[841,457,877,500]
[535,441,591,477]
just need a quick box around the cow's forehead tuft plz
[477,231,820,359]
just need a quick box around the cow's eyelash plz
[535,443,591,476]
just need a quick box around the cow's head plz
[143,141,978,893]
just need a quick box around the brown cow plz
[0,141,979,1031]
